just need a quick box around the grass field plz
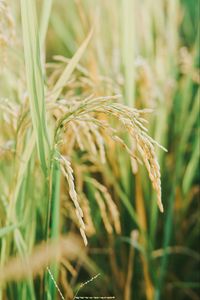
[0,0,199,299]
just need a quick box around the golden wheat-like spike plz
[95,191,113,234]
[135,134,164,212]
[71,122,84,151]
[87,122,106,164]
[80,122,97,155]
[80,194,96,236]
[87,178,121,234]
[55,94,164,212]
[60,155,88,245]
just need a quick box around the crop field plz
[0,0,199,299]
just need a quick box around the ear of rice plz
[60,155,88,246]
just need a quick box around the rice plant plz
[0,0,199,299]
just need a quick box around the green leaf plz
[21,0,50,175]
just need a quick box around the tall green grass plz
[0,0,199,299]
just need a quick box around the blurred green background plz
[0,0,199,299]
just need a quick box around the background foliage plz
[0,0,199,299]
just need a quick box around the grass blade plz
[40,0,53,50]
[121,0,135,106]
[21,0,50,175]
[49,28,93,102]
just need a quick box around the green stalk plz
[45,154,61,299]
[40,0,53,51]
[121,0,135,107]
[21,0,50,175]
[182,136,199,195]
[154,185,175,300]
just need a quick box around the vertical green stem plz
[45,156,61,299]
[21,0,50,175]
[121,0,135,107]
